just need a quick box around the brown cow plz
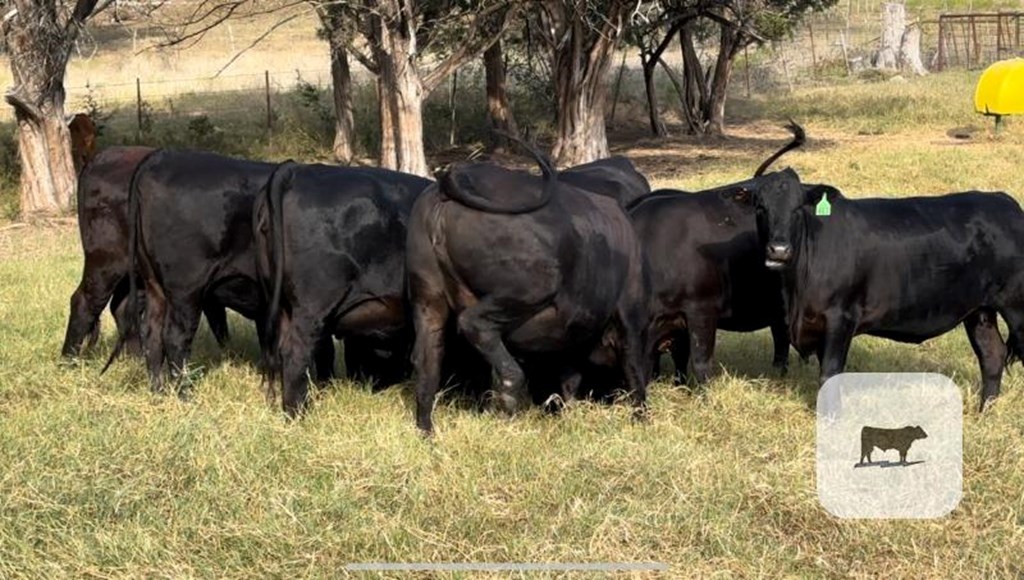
[67,113,97,173]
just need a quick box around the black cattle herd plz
[60,123,1024,434]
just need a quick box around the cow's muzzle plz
[765,243,792,269]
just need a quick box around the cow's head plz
[912,425,928,439]
[723,168,809,269]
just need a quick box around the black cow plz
[406,146,651,434]
[627,124,805,383]
[126,150,281,394]
[558,156,651,207]
[254,162,433,415]
[860,425,927,465]
[737,168,1024,411]
[62,146,231,359]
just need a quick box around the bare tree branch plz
[214,10,305,76]
[421,4,512,93]
[70,0,100,25]
[152,0,247,49]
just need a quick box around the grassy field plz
[2,71,1024,576]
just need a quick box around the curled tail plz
[260,160,297,384]
[753,120,806,177]
[497,129,557,200]
[102,148,162,374]
[437,130,557,214]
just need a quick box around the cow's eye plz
[733,189,751,204]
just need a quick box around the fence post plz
[839,30,851,76]
[937,18,946,71]
[997,14,1003,60]
[265,70,272,134]
[808,22,817,71]
[135,77,142,143]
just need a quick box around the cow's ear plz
[805,185,840,205]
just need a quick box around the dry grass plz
[2,59,1024,577]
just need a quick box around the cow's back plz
[630,190,782,330]
[136,151,275,315]
[77,146,157,263]
[278,164,430,305]
[794,191,1024,344]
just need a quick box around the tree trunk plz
[327,26,355,164]
[390,65,428,177]
[377,74,398,170]
[552,78,610,165]
[899,24,928,76]
[371,6,429,177]
[641,53,668,137]
[874,2,905,70]
[3,5,77,216]
[679,25,708,134]
[484,39,518,152]
[705,26,740,136]
[13,108,77,215]
[550,22,619,165]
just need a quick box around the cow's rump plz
[439,162,553,214]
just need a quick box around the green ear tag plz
[815,193,831,217]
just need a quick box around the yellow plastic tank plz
[974,58,1024,116]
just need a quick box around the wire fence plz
[60,67,334,136]
[1,5,1020,142]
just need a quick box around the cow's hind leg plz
[965,308,1006,412]
[412,293,449,435]
[687,313,719,384]
[313,335,336,384]
[162,294,204,400]
[770,319,790,375]
[669,329,690,385]
[142,287,168,394]
[621,327,650,421]
[278,313,323,418]
[202,302,230,348]
[62,267,124,357]
[110,279,144,356]
[457,303,526,415]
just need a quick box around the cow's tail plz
[1006,328,1024,366]
[102,148,162,374]
[753,120,806,177]
[260,160,297,387]
[498,129,557,204]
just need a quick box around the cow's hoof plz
[494,391,521,415]
[542,394,566,415]
[631,406,650,424]
[979,396,998,413]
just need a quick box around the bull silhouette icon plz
[856,425,928,467]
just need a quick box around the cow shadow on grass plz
[610,124,839,187]
[704,329,983,412]
[103,311,990,418]
[854,460,925,468]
